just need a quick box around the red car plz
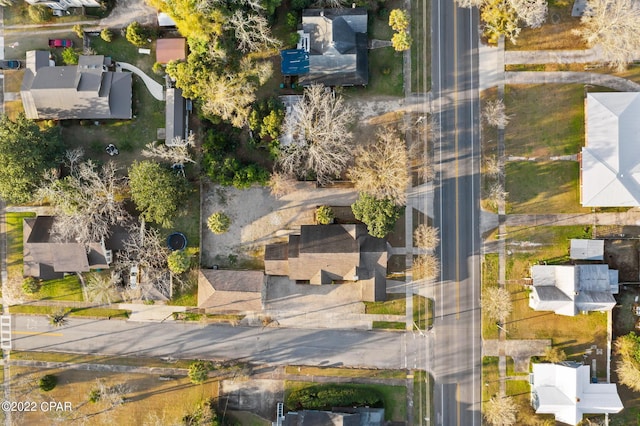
[48,39,73,48]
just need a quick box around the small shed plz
[156,38,187,64]
[157,12,177,27]
[570,239,604,261]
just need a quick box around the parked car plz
[129,265,140,289]
[48,39,73,48]
[0,60,20,70]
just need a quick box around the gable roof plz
[283,408,384,426]
[298,8,368,86]
[21,50,132,120]
[197,269,264,312]
[264,224,387,302]
[582,92,640,207]
[532,362,623,425]
[529,265,618,316]
[570,239,604,260]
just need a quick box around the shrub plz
[168,250,191,274]
[39,375,57,392]
[152,61,164,75]
[286,385,383,411]
[286,11,298,30]
[100,28,113,42]
[316,205,335,224]
[22,277,40,294]
[289,32,301,47]
[88,388,101,403]
[62,48,79,65]
[73,24,85,38]
[207,212,231,234]
[28,5,52,23]
[125,21,147,47]
[188,360,213,384]
[351,193,403,238]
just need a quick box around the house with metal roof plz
[21,50,132,120]
[264,224,387,302]
[529,264,618,316]
[295,8,369,86]
[531,362,623,425]
[25,0,100,11]
[581,92,640,207]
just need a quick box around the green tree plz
[286,11,299,30]
[100,28,113,42]
[126,21,147,47]
[22,277,40,294]
[73,24,85,38]
[39,375,57,391]
[152,61,164,75]
[481,0,520,45]
[391,31,412,51]
[543,346,567,363]
[207,212,231,234]
[389,9,409,31]
[351,193,403,238]
[28,5,52,23]
[0,114,63,204]
[62,47,79,65]
[316,205,334,225]
[188,361,213,384]
[168,250,191,274]
[128,161,187,227]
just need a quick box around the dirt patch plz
[219,378,283,420]
[604,239,640,282]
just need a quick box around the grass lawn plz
[365,48,404,97]
[506,357,529,377]
[89,34,159,79]
[504,225,592,281]
[411,0,430,93]
[506,0,586,51]
[505,161,589,214]
[3,31,83,61]
[168,270,198,306]
[9,305,130,319]
[482,356,500,402]
[9,365,219,425]
[6,212,36,281]
[3,69,24,92]
[31,275,83,302]
[506,379,530,397]
[373,320,405,330]
[4,99,24,120]
[414,295,432,330]
[3,2,97,26]
[284,366,406,380]
[226,411,271,425]
[365,293,406,315]
[482,254,500,339]
[413,371,431,426]
[11,351,197,369]
[284,381,406,422]
[504,84,585,158]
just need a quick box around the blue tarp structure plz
[280,49,310,75]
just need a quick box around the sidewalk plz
[505,71,640,91]
[505,46,602,65]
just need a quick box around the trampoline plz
[167,232,187,250]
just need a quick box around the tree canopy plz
[351,193,403,238]
[0,114,62,204]
[128,161,187,227]
[615,332,640,391]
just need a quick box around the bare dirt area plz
[201,181,358,268]
[219,378,283,420]
[604,238,640,282]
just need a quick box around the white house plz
[581,92,640,207]
[531,362,623,425]
[25,0,100,11]
[529,264,618,316]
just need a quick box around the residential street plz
[431,0,482,424]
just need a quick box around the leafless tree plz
[117,222,169,272]
[483,99,510,128]
[481,286,512,323]
[487,182,508,210]
[509,0,548,28]
[312,0,347,7]
[201,72,257,128]
[616,359,640,391]
[39,160,130,247]
[544,346,567,363]
[413,224,440,251]
[279,85,355,184]
[142,139,196,167]
[91,379,130,409]
[484,155,502,178]
[577,0,640,71]
[63,147,84,173]
[227,10,282,53]
[412,254,440,280]
[455,0,485,8]
[86,273,119,305]
[483,395,517,426]
[348,128,409,205]
[268,171,298,198]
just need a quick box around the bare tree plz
[577,0,640,71]
[201,72,258,128]
[487,182,508,210]
[455,0,485,8]
[484,155,502,178]
[86,273,119,305]
[413,224,440,251]
[117,222,169,272]
[268,171,298,198]
[63,147,84,173]
[509,0,547,28]
[279,85,355,184]
[481,286,512,323]
[227,10,282,53]
[312,0,347,7]
[543,346,567,363]
[347,128,409,205]
[483,99,510,128]
[91,379,129,409]
[614,333,640,391]
[483,395,517,426]
[412,254,440,280]
[142,138,196,167]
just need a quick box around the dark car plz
[48,39,73,48]
[0,60,20,70]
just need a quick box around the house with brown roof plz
[264,224,387,302]
[198,269,264,313]
[155,38,187,64]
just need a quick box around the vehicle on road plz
[0,60,20,70]
[129,265,139,289]
[49,39,73,48]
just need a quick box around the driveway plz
[100,0,157,28]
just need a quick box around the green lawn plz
[365,47,404,97]
[3,2,97,26]
[373,321,405,330]
[482,254,500,340]
[505,161,590,214]
[32,275,83,302]
[504,84,585,158]
[285,366,406,380]
[482,357,500,402]
[9,305,130,318]
[413,371,431,426]
[413,295,432,330]
[365,293,406,315]
[6,212,35,281]
[411,0,430,93]
[89,34,159,79]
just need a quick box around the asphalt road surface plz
[10,316,420,370]
[431,0,482,425]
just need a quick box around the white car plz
[129,266,140,289]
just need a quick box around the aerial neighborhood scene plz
[1,0,640,424]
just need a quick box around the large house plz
[288,7,369,86]
[529,264,618,316]
[531,362,623,425]
[282,407,385,426]
[581,92,640,207]
[25,0,100,11]
[197,269,264,313]
[21,50,132,120]
[264,224,387,302]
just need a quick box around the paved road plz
[10,316,422,370]
[431,0,482,425]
